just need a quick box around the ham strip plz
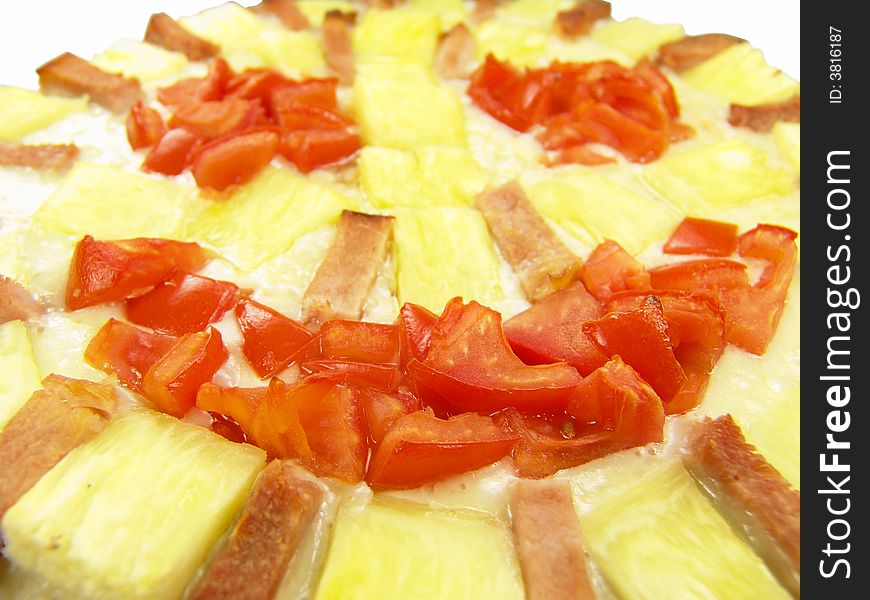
[434,23,476,79]
[476,181,581,303]
[302,211,394,326]
[683,415,800,597]
[728,96,800,132]
[323,10,355,85]
[510,480,597,600]
[252,0,310,31]
[472,0,499,23]
[144,12,220,61]
[37,52,143,114]
[0,277,45,324]
[555,0,612,39]
[189,460,325,600]
[0,140,79,172]
[0,375,117,521]
[655,34,743,72]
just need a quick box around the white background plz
[0,1,799,89]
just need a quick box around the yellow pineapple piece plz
[315,500,524,600]
[475,21,549,67]
[410,0,467,29]
[526,169,680,255]
[642,139,794,213]
[186,167,355,271]
[0,321,42,429]
[358,146,488,208]
[393,206,503,313]
[353,7,441,66]
[180,3,325,75]
[0,86,87,142]
[32,162,203,240]
[581,460,789,599]
[499,0,576,26]
[746,385,800,489]
[90,39,188,84]
[681,43,799,105]
[353,59,467,149]
[591,18,684,61]
[773,122,800,172]
[296,1,355,25]
[2,409,265,600]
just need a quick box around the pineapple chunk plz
[0,86,87,142]
[475,21,549,67]
[358,146,488,208]
[681,43,799,105]
[352,59,467,150]
[296,1,355,25]
[186,167,355,271]
[642,139,794,213]
[526,169,680,255]
[0,321,42,429]
[773,122,800,172]
[353,7,441,66]
[591,18,684,61]
[746,385,800,490]
[32,162,203,240]
[581,460,789,599]
[2,409,265,600]
[0,227,21,278]
[315,500,524,600]
[90,39,188,84]
[498,0,576,28]
[180,3,325,75]
[393,207,503,313]
[410,0,467,29]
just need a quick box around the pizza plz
[0,1,800,599]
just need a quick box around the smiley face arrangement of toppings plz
[0,1,800,598]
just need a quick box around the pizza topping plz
[192,128,280,192]
[84,318,179,391]
[468,56,683,163]
[510,480,597,600]
[655,33,743,72]
[65,236,212,311]
[683,415,800,596]
[0,277,44,324]
[728,95,800,132]
[315,319,400,364]
[434,23,476,80]
[663,217,739,257]
[142,128,202,175]
[158,57,232,106]
[475,181,581,303]
[125,100,166,150]
[0,375,116,520]
[36,52,143,114]
[471,0,499,23]
[251,0,311,30]
[396,301,438,370]
[235,297,315,378]
[555,0,612,39]
[323,10,356,85]
[189,460,324,600]
[0,140,79,172]
[360,388,422,444]
[302,211,394,326]
[144,12,220,61]
[580,240,651,301]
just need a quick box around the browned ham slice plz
[556,0,612,39]
[37,52,143,114]
[0,277,45,324]
[144,12,220,61]
[510,480,597,600]
[252,0,311,31]
[302,211,394,326]
[476,181,581,303]
[323,10,355,85]
[728,96,800,132]
[189,460,325,600]
[472,0,499,23]
[434,23,476,79]
[656,33,743,72]
[0,140,78,172]
[684,415,800,597]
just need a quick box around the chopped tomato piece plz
[209,413,248,443]
[396,302,438,369]
[196,381,266,427]
[65,235,211,310]
[580,240,651,301]
[84,318,178,391]
[648,258,750,293]
[360,389,422,444]
[126,272,239,335]
[169,98,263,140]
[267,78,339,116]
[564,102,669,163]
[192,128,279,192]
[635,64,680,119]
[142,128,202,176]
[367,409,520,490]
[226,68,292,102]
[504,281,608,376]
[302,360,401,392]
[467,54,534,132]
[274,104,354,131]
[157,57,233,106]
[278,128,361,173]
[234,297,314,378]
[583,296,686,406]
[663,217,739,257]
[316,320,400,364]
[590,71,670,131]
[126,100,166,150]
[408,299,582,414]
[498,357,664,478]
[142,327,228,417]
